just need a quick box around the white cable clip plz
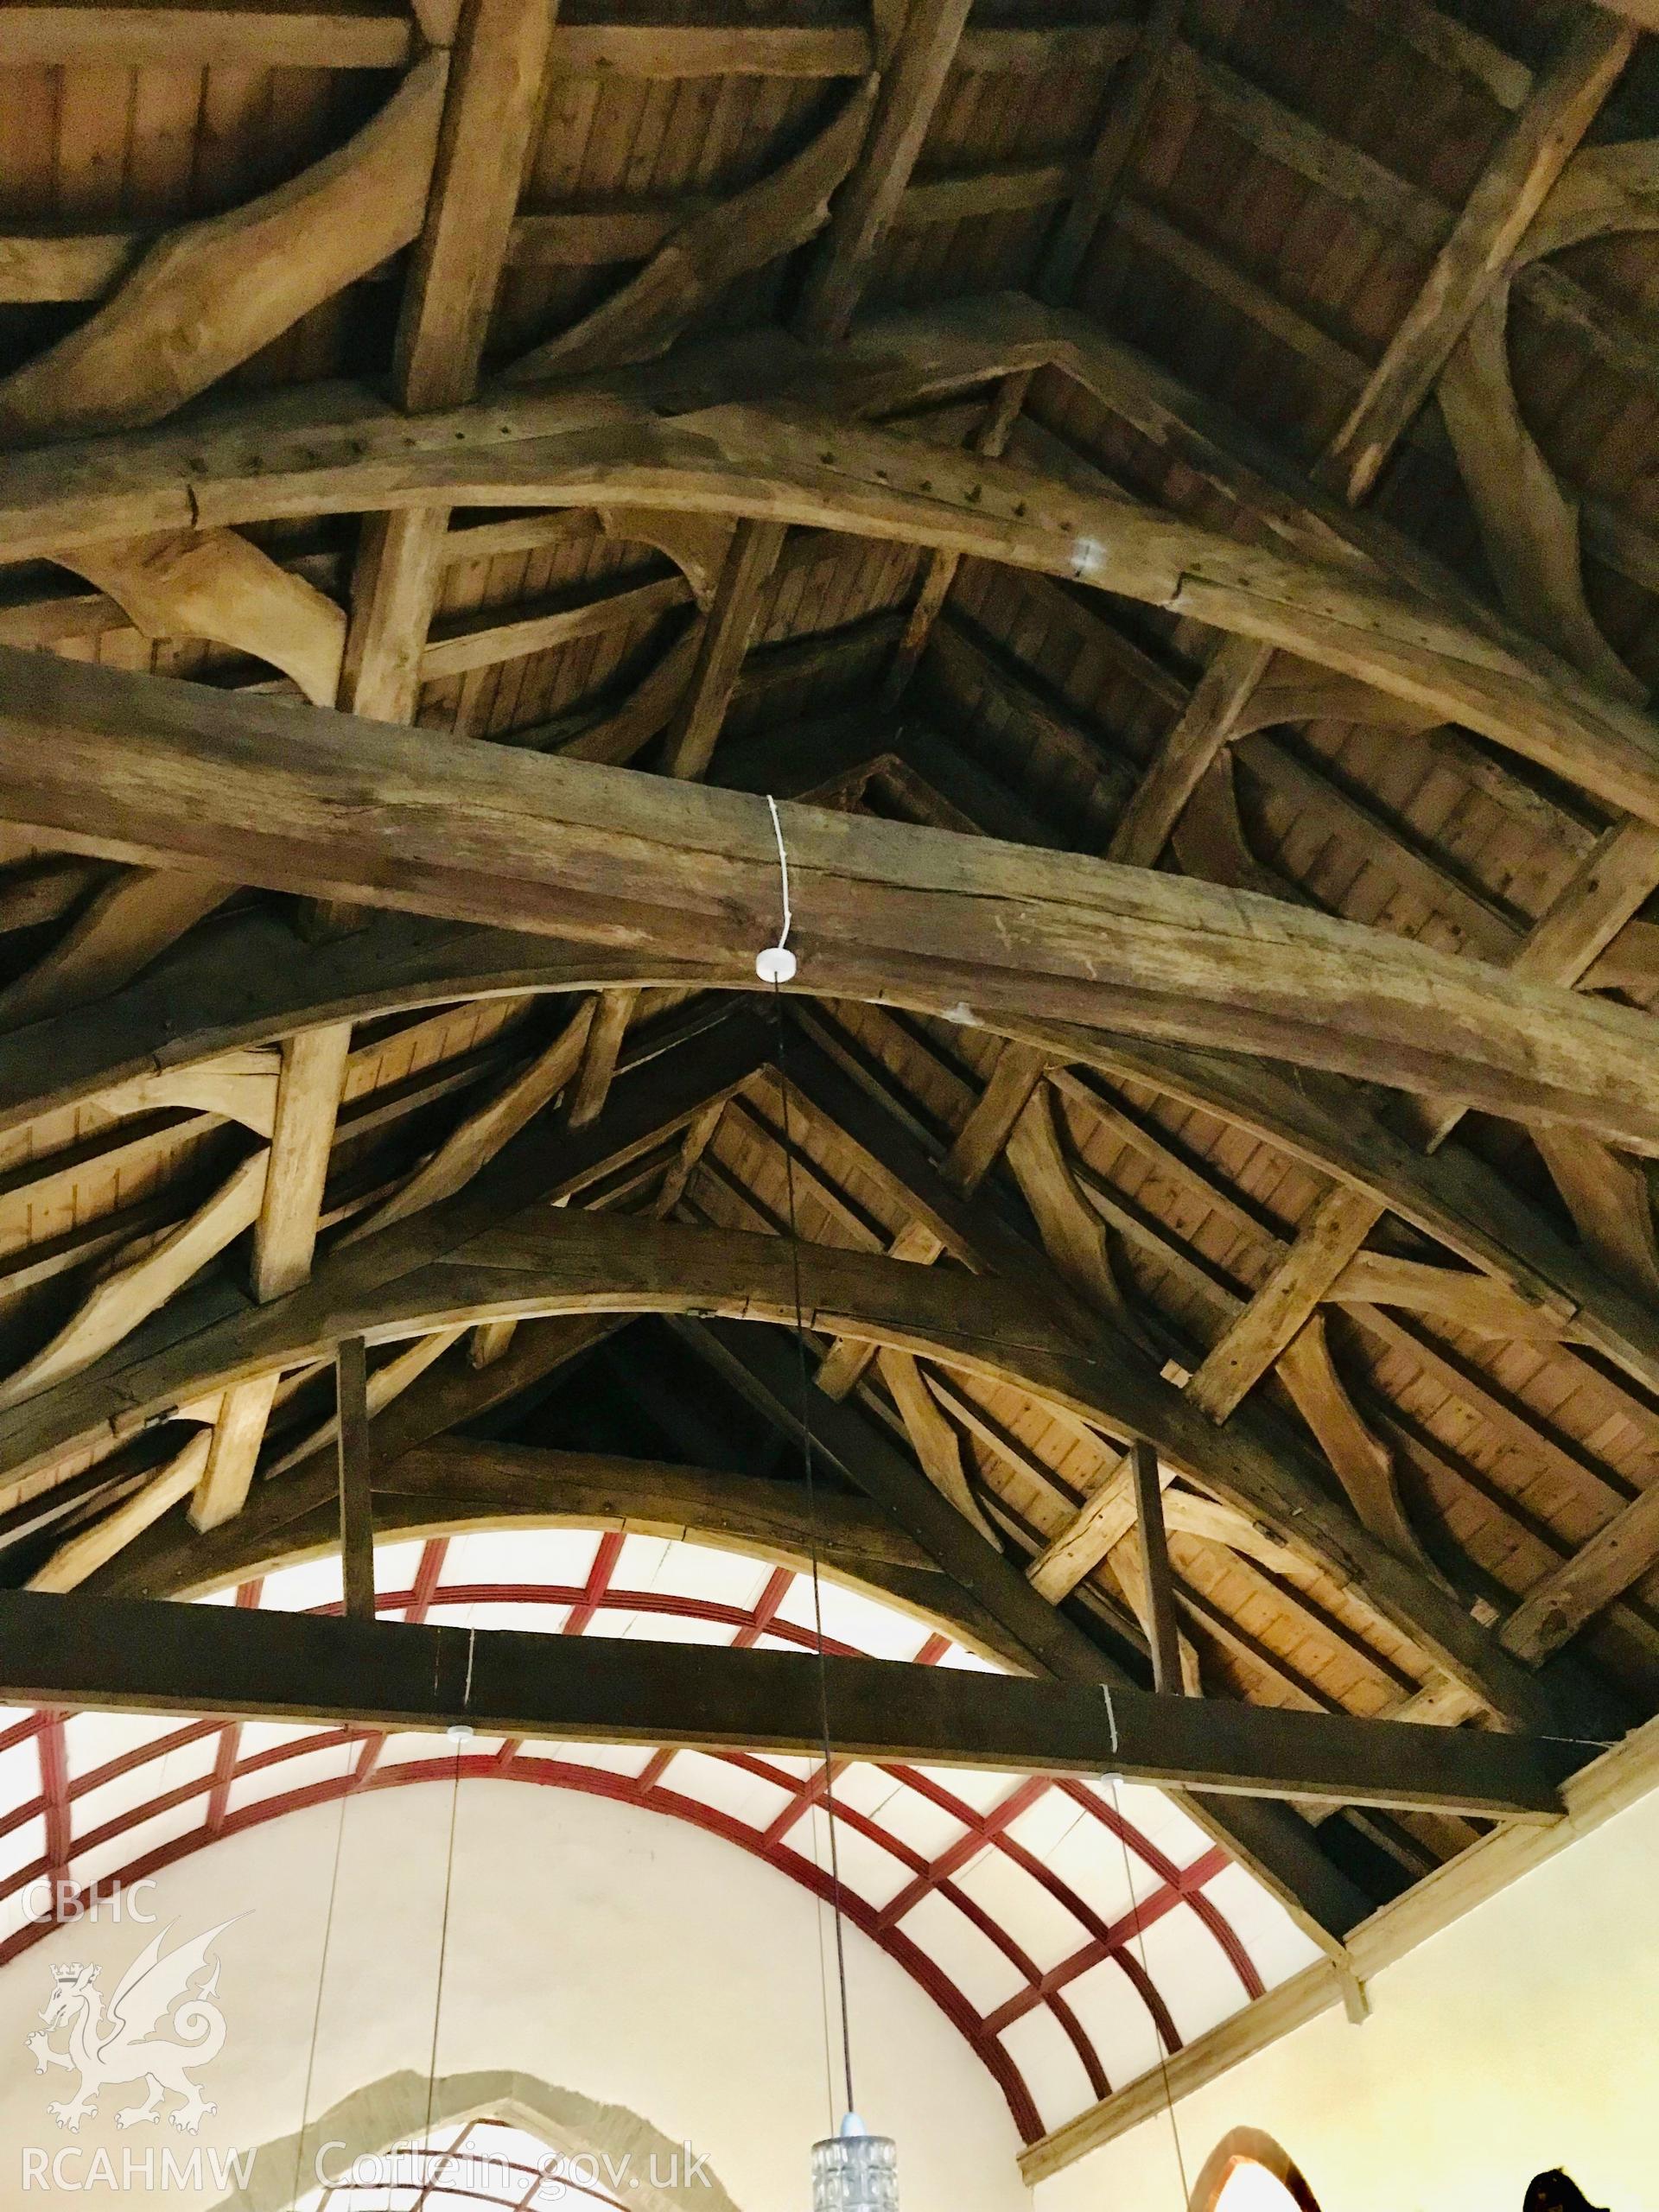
[448,1624,477,1741]
[754,793,798,984]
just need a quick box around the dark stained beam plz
[335,1334,375,1622]
[677,1318,1380,1944]
[0,1589,1578,1817]
[0,1199,1581,1737]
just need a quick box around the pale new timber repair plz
[8,0,1659,2148]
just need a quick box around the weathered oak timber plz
[0,1200,1585,1733]
[252,1026,352,1301]
[0,866,232,1034]
[660,521,788,779]
[4,905,1657,1413]
[8,651,1659,1148]
[335,1335,374,1622]
[1325,12,1633,502]
[0,1590,1575,1816]
[795,0,973,344]
[0,4,414,65]
[54,529,347,707]
[1129,1440,1184,1696]
[397,0,554,413]
[1039,0,1180,304]
[509,84,875,379]
[27,1431,213,1595]
[103,1440,957,1601]
[0,1149,270,1410]
[8,328,1659,831]
[0,58,448,441]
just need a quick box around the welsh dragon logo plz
[26,1919,236,2135]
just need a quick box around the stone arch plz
[213,2065,747,2212]
[1186,2125,1325,2212]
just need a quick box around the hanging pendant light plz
[811,2113,899,2212]
[754,804,900,2212]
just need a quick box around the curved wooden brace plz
[1522,138,1659,264]
[505,80,878,382]
[93,1437,1013,1646]
[1277,1316,1427,1567]
[1440,285,1643,702]
[97,1048,282,1135]
[11,393,1659,832]
[1533,1122,1659,1305]
[0,54,448,442]
[0,1147,270,1410]
[1227,679,1442,740]
[597,508,739,611]
[876,1348,1001,1546]
[1006,1086,1142,1335]
[1170,753,1296,902]
[0,864,233,1034]
[54,529,347,706]
[1421,136,1659,718]
[0,910,1654,1402]
[0,1203,1573,1731]
[10,648,1659,1152]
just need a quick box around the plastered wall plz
[1033,1783,1659,2212]
[0,1777,1028,2212]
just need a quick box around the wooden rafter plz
[16,10,1659,2061]
[1326,11,1633,502]
[795,0,975,345]
[1110,14,1632,864]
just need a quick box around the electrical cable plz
[772,974,856,2118]
[754,797,855,2117]
[423,1727,468,2147]
[1105,1769,1191,2206]
[290,1736,357,2207]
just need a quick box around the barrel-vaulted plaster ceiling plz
[0,1529,1317,2139]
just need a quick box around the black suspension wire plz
[290,1737,357,2207]
[770,976,857,2120]
[423,1730,467,2146]
[1105,1768,1191,2204]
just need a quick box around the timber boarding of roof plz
[5,0,1659,2140]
